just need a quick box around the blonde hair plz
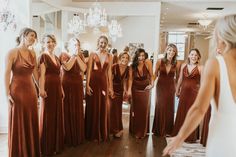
[97,35,108,49]
[213,14,236,54]
[41,34,57,51]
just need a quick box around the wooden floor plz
[0,105,169,157]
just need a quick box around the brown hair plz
[16,27,37,46]
[163,43,178,65]
[187,48,201,64]
[119,52,130,61]
[97,35,108,49]
[41,34,57,45]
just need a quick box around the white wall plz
[113,16,157,54]
[0,0,31,133]
[194,35,210,64]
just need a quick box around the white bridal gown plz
[206,56,236,157]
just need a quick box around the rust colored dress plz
[200,106,211,146]
[152,60,177,137]
[8,50,40,157]
[39,54,64,155]
[129,65,150,138]
[60,53,85,146]
[172,65,200,142]
[85,53,111,142]
[110,64,129,135]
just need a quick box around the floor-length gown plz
[200,106,211,147]
[39,54,64,155]
[129,64,150,138]
[85,53,111,142]
[152,60,176,136]
[60,53,85,146]
[172,65,200,142]
[206,56,236,157]
[110,64,129,135]
[9,50,40,157]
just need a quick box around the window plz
[168,32,186,60]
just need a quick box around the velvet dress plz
[39,53,64,155]
[9,50,40,157]
[110,64,129,135]
[129,65,151,138]
[85,53,111,142]
[172,65,201,142]
[152,60,177,137]
[60,53,85,146]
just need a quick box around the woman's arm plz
[5,50,15,103]
[163,58,218,156]
[60,53,77,71]
[76,54,87,72]
[144,59,154,90]
[127,66,133,97]
[86,53,94,95]
[153,59,161,81]
[32,50,39,86]
[175,63,185,97]
[39,62,47,98]
[108,54,114,97]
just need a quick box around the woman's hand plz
[39,89,47,98]
[162,136,184,156]
[175,88,181,97]
[108,88,114,98]
[144,84,153,90]
[126,89,132,98]
[86,86,93,96]
[8,94,14,104]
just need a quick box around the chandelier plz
[108,19,122,42]
[198,19,212,30]
[85,1,107,29]
[68,13,86,36]
[0,0,17,32]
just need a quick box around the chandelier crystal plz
[68,13,86,36]
[198,19,212,29]
[108,19,122,42]
[86,1,107,29]
[0,0,17,32]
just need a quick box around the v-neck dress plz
[60,53,85,146]
[152,60,177,137]
[39,53,64,155]
[129,64,151,138]
[172,64,201,142]
[110,64,129,135]
[9,50,40,157]
[85,53,111,142]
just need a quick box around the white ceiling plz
[32,0,236,33]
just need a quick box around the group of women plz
[6,25,208,157]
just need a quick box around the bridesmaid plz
[128,48,153,139]
[5,27,40,157]
[110,52,130,138]
[60,38,87,146]
[172,48,203,143]
[39,34,64,155]
[85,35,113,142]
[152,43,180,137]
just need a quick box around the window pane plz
[177,35,185,43]
[168,35,176,43]
[177,43,185,52]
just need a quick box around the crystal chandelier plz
[68,13,86,36]
[198,19,212,30]
[85,0,107,30]
[108,19,122,42]
[0,0,17,32]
